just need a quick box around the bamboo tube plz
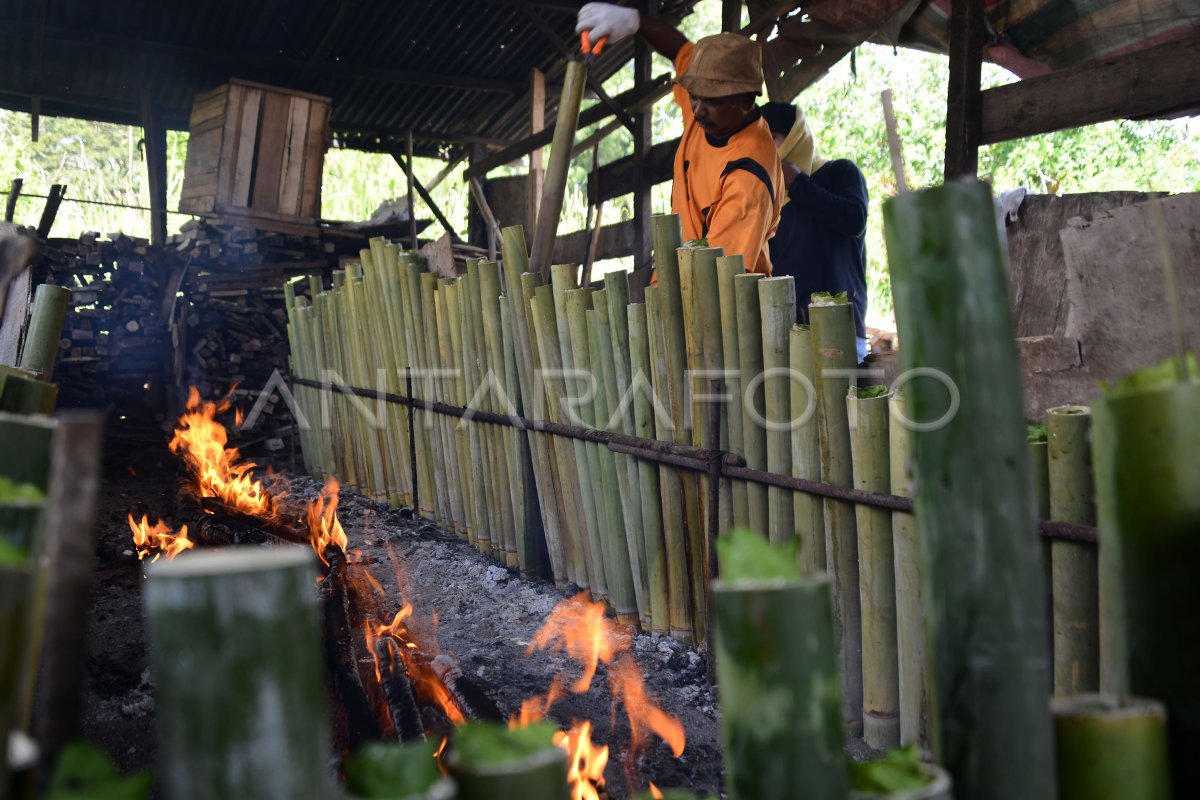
[693,247,732,546]
[593,291,647,625]
[645,286,692,644]
[758,277,795,546]
[145,548,332,800]
[529,60,587,280]
[588,302,639,625]
[447,281,488,551]
[789,325,825,574]
[361,244,403,506]
[1029,425,1054,684]
[1052,695,1170,800]
[713,573,847,800]
[349,269,393,502]
[379,243,414,505]
[890,391,931,749]
[848,386,900,750]
[461,265,500,556]
[809,293,864,733]
[1,497,40,795]
[448,734,569,800]
[18,283,69,379]
[480,261,521,568]
[734,273,767,535]
[470,261,512,560]
[500,303,539,577]
[284,283,319,476]
[0,369,57,415]
[1047,405,1099,694]
[716,255,747,527]
[319,287,356,488]
[1093,362,1200,787]
[400,262,440,522]
[428,274,462,532]
[884,181,1055,799]
[627,302,669,636]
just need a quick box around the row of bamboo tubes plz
[282,213,1115,756]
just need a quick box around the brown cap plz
[676,33,764,98]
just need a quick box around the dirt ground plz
[80,444,724,798]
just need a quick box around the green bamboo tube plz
[848,386,900,750]
[759,277,796,546]
[593,291,647,625]
[885,180,1055,799]
[468,262,511,560]
[18,283,69,379]
[1093,364,1200,787]
[587,303,639,625]
[1029,425,1052,649]
[734,273,767,535]
[1,510,38,796]
[713,573,847,800]
[789,325,825,574]
[323,279,358,489]
[716,255,747,527]
[500,303,539,578]
[460,267,499,556]
[529,285,592,591]
[628,302,670,636]
[314,291,350,485]
[283,282,318,476]
[145,547,332,800]
[809,293,864,732]
[427,274,462,531]
[1052,695,1170,800]
[448,741,568,800]
[335,272,372,495]
[378,243,414,505]
[480,261,521,568]
[677,245,703,446]
[347,270,391,501]
[693,247,733,548]
[1047,405,1099,695]
[563,287,613,603]
[528,59,587,280]
[401,262,440,521]
[0,369,57,415]
[361,245,401,505]
[645,286,692,644]
[890,391,931,749]
[448,280,488,551]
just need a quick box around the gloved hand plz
[575,2,640,45]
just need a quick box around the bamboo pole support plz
[885,181,1055,799]
[1052,695,1170,800]
[809,293,864,733]
[890,391,931,749]
[627,301,669,636]
[529,60,587,280]
[645,286,692,645]
[715,255,746,527]
[758,277,795,546]
[848,386,900,750]
[713,573,848,800]
[734,273,767,535]
[145,548,332,800]
[789,325,825,573]
[1047,405,1099,695]
[18,283,69,379]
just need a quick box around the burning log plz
[321,545,383,751]
[376,638,425,743]
[431,654,506,724]
[144,547,333,800]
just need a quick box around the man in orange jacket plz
[576,3,783,274]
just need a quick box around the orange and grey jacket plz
[670,42,784,275]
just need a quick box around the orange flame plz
[509,675,566,730]
[609,654,686,758]
[127,513,194,563]
[528,592,624,693]
[649,783,664,799]
[169,387,274,517]
[555,721,609,800]
[307,478,348,565]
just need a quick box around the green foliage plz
[0,476,44,504]
[1100,352,1200,398]
[854,385,890,400]
[631,789,716,800]
[45,742,152,800]
[0,536,24,564]
[453,721,559,766]
[344,740,445,799]
[1026,422,1048,443]
[810,290,849,306]
[717,527,800,582]
[848,745,931,794]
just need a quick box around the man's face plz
[690,93,755,138]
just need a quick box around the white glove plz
[575,2,640,45]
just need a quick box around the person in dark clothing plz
[761,101,870,362]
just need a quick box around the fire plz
[555,721,609,800]
[609,654,686,757]
[169,387,274,517]
[528,592,624,693]
[649,783,663,799]
[510,675,565,730]
[127,513,194,563]
[307,478,348,565]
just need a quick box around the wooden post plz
[944,0,985,179]
[406,131,418,251]
[141,89,168,248]
[722,0,742,32]
[633,6,653,272]
[5,178,22,223]
[35,184,65,239]
[529,61,586,280]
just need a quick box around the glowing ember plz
[169,387,275,517]
[556,721,609,800]
[127,513,194,563]
[307,478,348,565]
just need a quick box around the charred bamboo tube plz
[890,391,931,748]
[734,273,767,535]
[18,283,69,379]
[593,291,647,625]
[1047,405,1099,694]
[322,546,382,750]
[694,248,732,545]
[1052,695,1170,800]
[713,572,847,800]
[848,386,900,750]
[481,261,522,568]
[759,277,795,546]
[645,286,692,644]
[885,180,1055,799]
[789,325,825,573]
[529,59,587,280]
[145,547,332,800]
[1093,358,1200,787]
[809,293,864,732]
[376,638,426,743]
[628,302,670,636]
[431,655,506,723]
[716,256,747,527]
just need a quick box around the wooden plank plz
[228,77,331,106]
[229,89,262,210]
[299,99,328,219]
[250,91,291,213]
[981,34,1200,145]
[0,267,31,366]
[587,137,676,204]
[276,96,310,216]
[944,0,985,179]
[216,83,246,210]
[551,219,637,267]
[179,194,216,214]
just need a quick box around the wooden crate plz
[179,80,330,230]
